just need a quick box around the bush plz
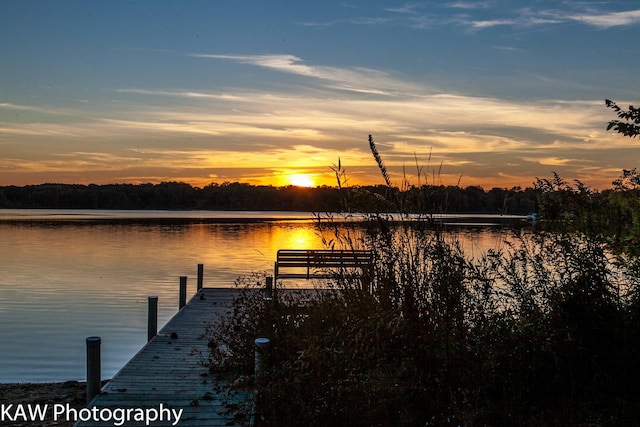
[206,214,640,425]
[207,147,640,424]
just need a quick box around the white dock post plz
[254,337,271,379]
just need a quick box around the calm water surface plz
[0,209,517,383]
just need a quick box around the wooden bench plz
[274,249,373,287]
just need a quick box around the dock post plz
[148,296,158,342]
[254,337,271,380]
[86,336,101,403]
[265,276,273,300]
[179,276,187,309]
[197,264,204,291]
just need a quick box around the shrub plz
[206,143,640,424]
[206,215,640,425]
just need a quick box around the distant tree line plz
[0,181,540,214]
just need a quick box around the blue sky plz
[1,1,639,189]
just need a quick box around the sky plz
[1,1,639,190]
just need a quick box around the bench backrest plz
[275,249,373,280]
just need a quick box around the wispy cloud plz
[492,45,521,51]
[109,84,609,146]
[297,3,640,33]
[115,88,240,101]
[469,18,516,29]
[298,16,390,27]
[464,7,640,30]
[445,1,492,10]
[0,102,42,112]
[566,9,640,28]
[521,156,586,166]
[189,53,421,96]
[0,102,75,116]
[385,3,423,14]
[391,3,640,31]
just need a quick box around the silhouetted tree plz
[606,99,640,138]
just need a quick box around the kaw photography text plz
[1,403,183,426]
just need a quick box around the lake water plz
[0,209,522,383]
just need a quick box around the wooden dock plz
[75,288,253,427]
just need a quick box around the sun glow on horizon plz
[288,173,316,187]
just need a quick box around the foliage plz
[204,136,640,424]
[533,170,640,256]
[534,172,609,236]
[609,169,640,256]
[205,183,640,424]
[606,99,640,138]
[206,218,640,425]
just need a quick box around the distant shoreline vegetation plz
[0,181,540,214]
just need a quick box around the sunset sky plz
[1,1,639,190]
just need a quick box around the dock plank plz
[74,288,252,427]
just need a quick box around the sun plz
[288,174,316,187]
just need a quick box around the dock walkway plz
[75,288,252,427]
